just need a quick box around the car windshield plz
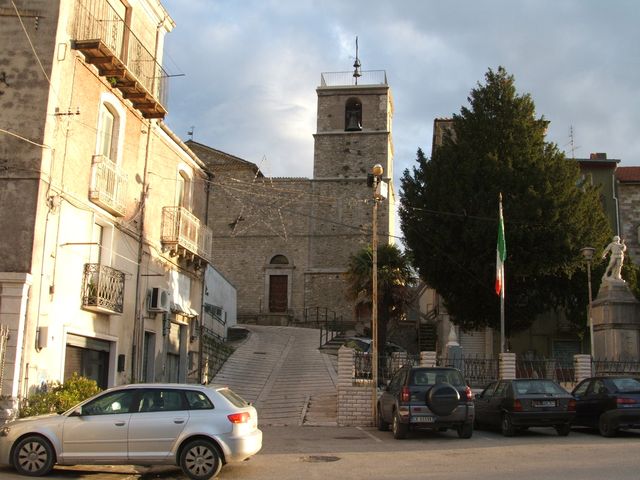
[411,369,465,387]
[610,377,640,393]
[513,380,566,395]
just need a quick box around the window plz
[345,97,362,131]
[97,103,119,162]
[185,390,214,410]
[91,223,104,265]
[177,170,191,210]
[572,380,590,397]
[81,389,137,415]
[270,255,289,265]
[138,389,186,412]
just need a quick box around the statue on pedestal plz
[602,235,626,282]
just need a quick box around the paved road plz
[2,426,639,479]
[212,325,338,426]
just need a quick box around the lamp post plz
[580,247,596,358]
[371,163,384,424]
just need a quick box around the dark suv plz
[377,366,474,439]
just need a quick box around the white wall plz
[203,265,237,338]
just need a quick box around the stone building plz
[188,69,395,327]
[615,167,640,264]
[0,0,223,419]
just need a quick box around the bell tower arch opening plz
[345,97,363,131]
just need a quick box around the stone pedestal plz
[591,279,640,360]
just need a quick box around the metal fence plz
[516,358,575,383]
[592,359,640,376]
[197,326,234,384]
[438,355,499,388]
[0,325,9,395]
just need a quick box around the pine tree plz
[399,67,612,333]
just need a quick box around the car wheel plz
[377,405,389,431]
[180,439,223,480]
[501,414,516,437]
[457,422,473,439]
[12,435,55,477]
[392,411,408,439]
[598,415,617,438]
[555,424,571,436]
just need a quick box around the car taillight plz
[568,399,576,412]
[616,397,637,406]
[513,399,523,412]
[228,412,250,424]
[465,386,473,401]
[401,386,410,402]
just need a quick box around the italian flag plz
[495,195,506,296]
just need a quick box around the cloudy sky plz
[162,0,640,185]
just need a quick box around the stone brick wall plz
[617,182,640,264]
[337,346,374,426]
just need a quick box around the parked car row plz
[378,365,640,440]
[0,383,262,479]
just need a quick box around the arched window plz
[345,98,362,131]
[270,255,289,265]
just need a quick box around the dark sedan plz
[474,378,575,436]
[571,376,640,437]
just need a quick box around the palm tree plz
[345,243,416,352]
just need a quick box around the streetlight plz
[371,163,384,425]
[580,246,596,358]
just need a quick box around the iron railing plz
[438,355,499,388]
[73,0,169,108]
[0,324,9,395]
[197,325,234,384]
[516,358,575,384]
[89,155,127,216]
[354,351,419,385]
[81,263,125,314]
[320,70,387,87]
[592,358,640,376]
[161,206,212,263]
[303,307,348,347]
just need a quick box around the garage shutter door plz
[460,329,486,356]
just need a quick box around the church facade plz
[188,69,395,327]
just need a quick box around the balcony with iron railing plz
[89,155,128,216]
[81,263,125,315]
[72,0,168,119]
[161,206,212,265]
[320,70,387,87]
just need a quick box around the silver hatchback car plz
[0,383,262,479]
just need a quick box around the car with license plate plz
[0,383,262,479]
[377,366,474,439]
[474,378,575,436]
[571,376,640,437]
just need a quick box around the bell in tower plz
[345,98,362,131]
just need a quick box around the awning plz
[171,302,199,318]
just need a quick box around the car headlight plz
[0,426,10,437]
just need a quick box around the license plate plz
[533,400,556,407]
[412,416,435,423]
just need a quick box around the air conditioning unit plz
[148,287,170,312]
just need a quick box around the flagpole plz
[496,192,506,353]
[500,263,505,353]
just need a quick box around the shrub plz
[20,374,101,418]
